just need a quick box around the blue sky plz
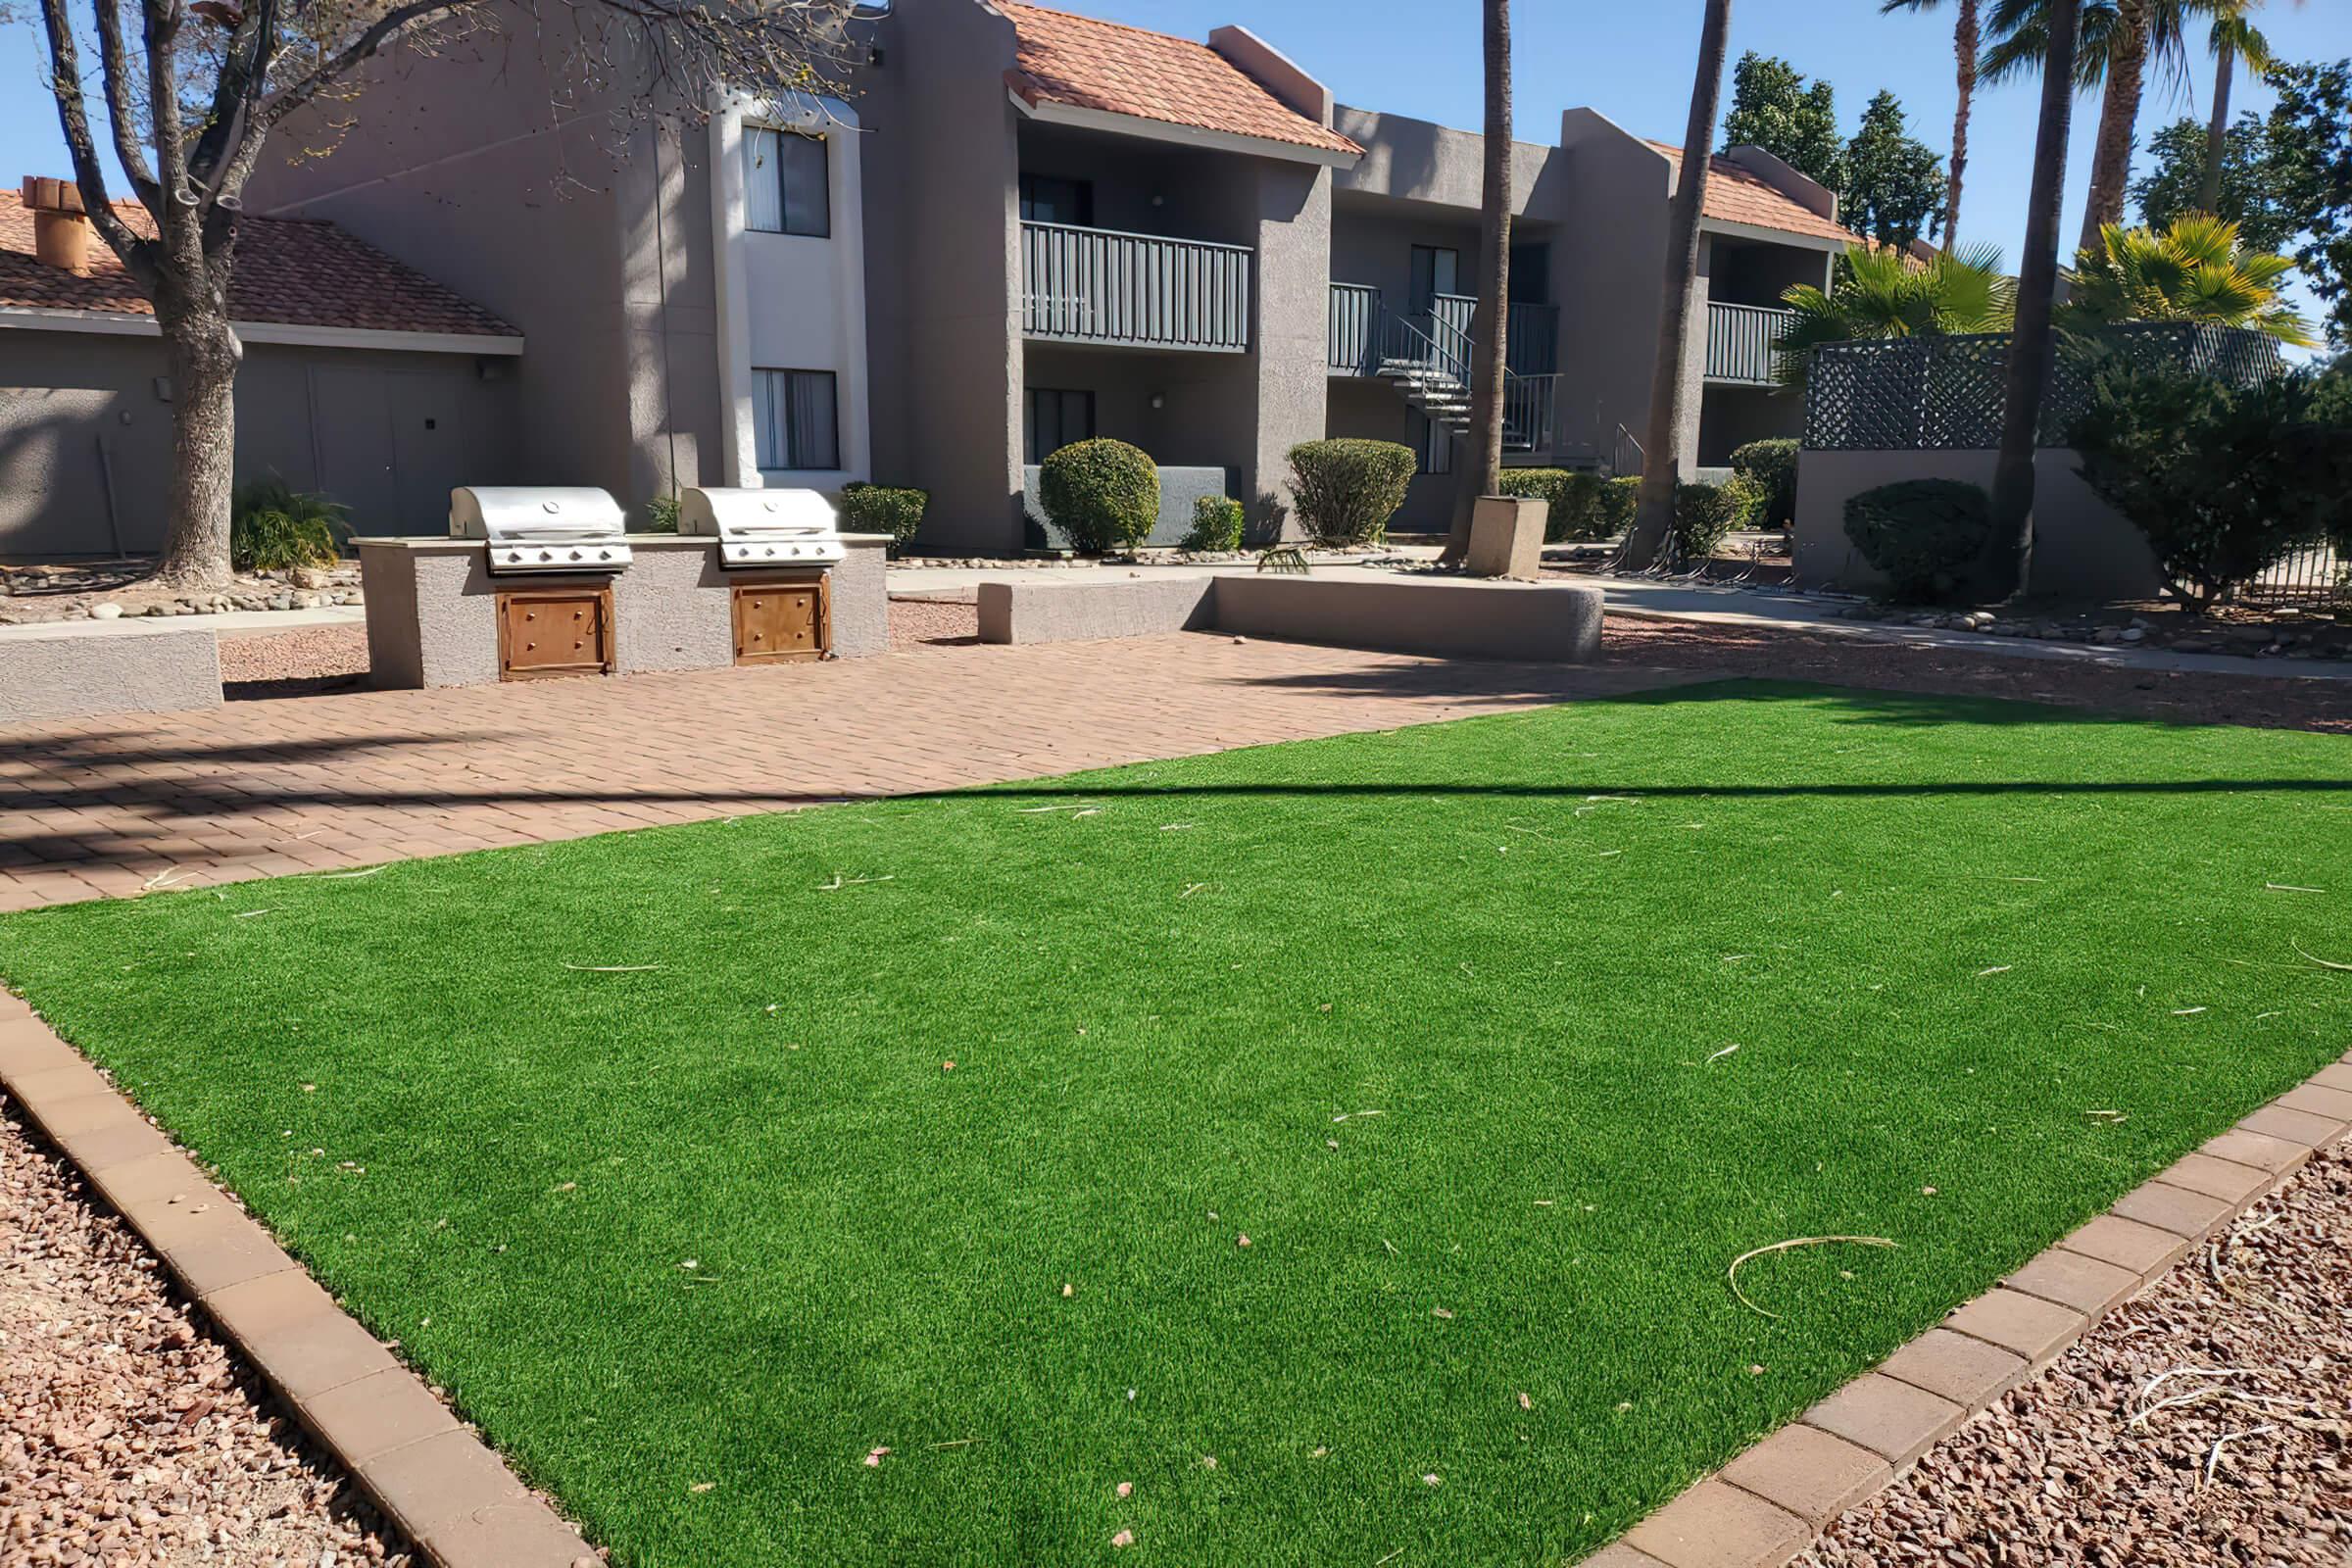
[3,0,2347,289]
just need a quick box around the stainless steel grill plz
[679,487,844,568]
[450,487,633,575]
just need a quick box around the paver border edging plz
[1582,1050,2352,1568]
[0,990,597,1568]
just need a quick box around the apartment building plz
[2,0,1862,557]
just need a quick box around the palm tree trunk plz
[2077,0,2149,253]
[1945,0,1978,245]
[2198,37,2235,214]
[1439,0,1513,567]
[1622,0,1733,570]
[1990,0,2084,601]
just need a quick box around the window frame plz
[753,368,842,472]
[744,124,831,239]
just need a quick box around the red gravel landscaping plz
[0,1107,413,1566]
[1799,1139,2351,1568]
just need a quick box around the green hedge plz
[1287,439,1416,546]
[230,476,344,572]
[1180,494,1246,552]
[1672,479,1749,563]
[840,483,930,557]
[1600,476,1641,538]
[1040,439,1159,554]
[1729,439,1799,531]
[1497,468,1614,542]
[1842,479,1992,602]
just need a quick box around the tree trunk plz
[1621,0,1733,570]
[152,302,242,593]
[2077,0,2148,254]
[2198,38,2235,215]
[1439,0,1513,567]
[1988,0,2084,601]
[1945,0,1978,245]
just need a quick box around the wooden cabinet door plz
[497,589,612,680]
[732,579,828,663]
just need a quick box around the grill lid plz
[450,487,632,573]
[681,487,844,566]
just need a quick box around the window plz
[1019,174,1094,227]
[754,369,840,470]
[745,126,829,237]
[1409,412,1452,476]
[1025,388,1095,464]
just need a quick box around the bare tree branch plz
[251,0,479,139]
[91,0,163,214]
[187,0,281,198]
[34,0,158,281]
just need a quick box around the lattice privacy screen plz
[1803,324,2286,452]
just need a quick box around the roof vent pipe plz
[21,176,92,275]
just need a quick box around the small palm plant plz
[1772,242,2017,387]
[2061,214,2316,344]
[229,476,347,573]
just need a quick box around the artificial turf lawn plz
[3,681,2348,1566]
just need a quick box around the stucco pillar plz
[1246,160,1332,538]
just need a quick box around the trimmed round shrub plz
[840,482,929,557]
[1040,439,1159,554]
[1180,494,1246,552]
[1842,479,1992,602]
[1286,438,1416,546]
[1497,467,1610,542]
[1599,475,1641,537]
[1729,438,1799,531]
[1671,479,1747,563]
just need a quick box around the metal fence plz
[2246,541,2349,610]
[1020,221,1251,354]
[1803,323,2287,452]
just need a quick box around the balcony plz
[1704,301,1794,386]
[1020,221,1251,354]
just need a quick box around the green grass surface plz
[4,682,2348,1567]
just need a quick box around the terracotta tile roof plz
[0,190,519,339]
[1643,141,1858,245]
[1000,2,1360,158]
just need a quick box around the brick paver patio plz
[0,634,1690,910]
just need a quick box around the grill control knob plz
[568,549,582,561]
[537,549,553,562]
[597,548,612,561]
[789,544,802,556]
[763,545,777,557]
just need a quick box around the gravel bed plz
[889,596,979,653]
[0,1104,413,1565]
[219,625,371,691]
[1600,613,2352,736]
[1801,1142,2351,1568]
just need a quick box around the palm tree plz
[1440,0,1514,567]
[2198,0,2278,213]
[1989,0,2086,600]
[1622,0,1736,570]
[1773,243,2017,385]
[1983,0,2196,250]
[1881,0,1983,246]
[2063,214,2317,340]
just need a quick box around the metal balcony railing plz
[1020,221,1251,353]
[1704,301,1794,385]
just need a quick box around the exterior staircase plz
[1376,357,1474,432]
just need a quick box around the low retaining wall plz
[1793,449,2162,603]
[358,534,890,689]
[977,570,1605,662]
[0,620,221,723]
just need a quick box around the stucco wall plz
[1696,383,1805,466]
[245,12,721,527]
[1792,448,2163,602]
[866,0,1024,555]
[0,620,221,721]
[0,330,518,557]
